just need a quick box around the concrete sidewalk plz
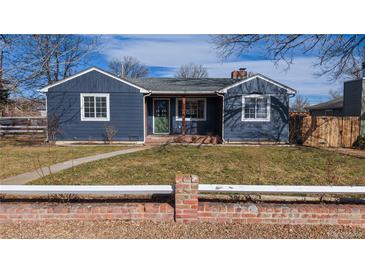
[0,146,151,185]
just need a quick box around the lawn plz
[0,142,131,179]
[29,145,365,185]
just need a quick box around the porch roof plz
[128,78,241,93]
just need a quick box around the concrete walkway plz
[0,146,151,185]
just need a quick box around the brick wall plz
[198,202,365,227]
[0,202,174,223]
[0,175,364,228]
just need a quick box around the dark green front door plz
[153,99,170,134]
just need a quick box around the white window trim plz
[175,98,207,121]
[80,93,110,121]
[241,94,271,122]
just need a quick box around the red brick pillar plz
[175,174,199,223]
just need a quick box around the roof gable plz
[219,74,296,94]
[39,67,148,92]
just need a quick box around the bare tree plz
[212,35,365,80]
[103,124,118,144]
[47,114,61,144]
[108,56,149,78]
[290,94,310,112]
[0,35,14,107]
[1,35,99,99]
[175,63,208,78]
[328,89,343,99]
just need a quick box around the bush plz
[353,135,365,150]
[104,124,118,144]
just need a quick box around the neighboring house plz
[307,97,344,116]
[308,78,365,118]
[40,67,296,144]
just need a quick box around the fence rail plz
[1,184,365,196]
[0,117,47,142]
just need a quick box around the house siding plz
[223,77,290,142]
[47,70,144,142]
[343,79,363,116]
[146,96,221,135]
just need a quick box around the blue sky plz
[92,34,344,104]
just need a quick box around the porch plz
[145,134,221,145]
[144,95,223,144]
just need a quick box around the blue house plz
[40,67,296,144]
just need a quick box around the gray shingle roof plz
[128,78,241,92]
[307,97,343,110]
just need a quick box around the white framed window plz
[176,98,206,121]
[80,93,110,121]
[242,95,271,122]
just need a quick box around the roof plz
[39,67,297,94]
[129,74,297,94]
[39,67,148,92]
[128,78,241,92]
[307,97,343,110]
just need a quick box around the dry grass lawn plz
[0,142,131,179]
[29,145,365,185]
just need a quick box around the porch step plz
[145,135,221,145]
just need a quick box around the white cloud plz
[99,35,218,67]
[99,35,344,101]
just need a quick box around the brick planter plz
[1,175,364,228]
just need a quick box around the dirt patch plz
[1,220,364,239]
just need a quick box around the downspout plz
[143,91,152,144]
[216,90,226,143]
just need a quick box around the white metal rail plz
[1,185,365,196]
[0,185,174,195]
[199,185,365,195]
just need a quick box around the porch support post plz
[182,96,186,135]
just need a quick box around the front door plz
[153,99,170,134]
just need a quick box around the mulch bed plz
[1,221,364,239]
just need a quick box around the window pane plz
[95,96,107,118]
[197,100,205,119]
[256,98,268,119]
[177,100,182,117]
[84,96,95,118]
[177,99,205,119]
[243,97,269,120]
[244,98,255,119]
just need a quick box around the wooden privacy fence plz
[290,114,360,148]
[0,117,47,143]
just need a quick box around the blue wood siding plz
[146,96,221,135]
[223,77,290,142]
[47,70,144,141]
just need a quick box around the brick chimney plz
[231,68,248,79]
